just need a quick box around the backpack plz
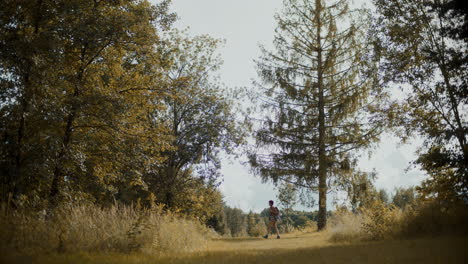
[274,207,282,222]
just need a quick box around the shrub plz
[249,222,267,237]
[329,200,468,243]
[400,201,468,237]
[360,200,402,240]
[329,207,367,242]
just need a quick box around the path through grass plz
[2,232,467,264]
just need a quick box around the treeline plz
[207,205,319,237]
[0,0,244,226]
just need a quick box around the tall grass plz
[329,200,468,242]
[0,202,214,256]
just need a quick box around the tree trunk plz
[49,75,81,206]
[49,106,76,206]
[12,0,43,202]
[12,81,28,201]
[316,0,327,231]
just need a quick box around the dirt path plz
[207,231,332,252]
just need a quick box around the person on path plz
[263,200,280,239]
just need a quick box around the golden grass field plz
[3,232,467,264]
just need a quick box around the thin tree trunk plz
[49,106,76,205]
[49,76,81,206]
[12,0,43,202]
[12,79,28,201]
[316,0,327,231]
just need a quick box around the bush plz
[329,200,468,242]
[0,203,212,256]
[360,201,403,240]
[249,222,267,237]
[329,207,367,242]
[400,201,468,237]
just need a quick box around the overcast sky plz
[155,0,427,213]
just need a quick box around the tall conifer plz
[249,0,383,230]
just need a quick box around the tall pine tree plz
[249,0,383,230]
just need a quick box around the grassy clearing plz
[2,232,467,264]
[2,201,467,263]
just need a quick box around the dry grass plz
[0,203,213,256]
[1,201,467,263]
[2,232,467,264]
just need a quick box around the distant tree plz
[277,183,297,232]
[372,0,468,201]
[378,189,390,204]
[224,206,248,237]
[392,187,415,209]
[343,171,378,212]
[246,211,256,236]
[277,183,298,213]
[249,0,384,231]
[206,200,230,235]
[246,211,267,237]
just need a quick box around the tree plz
[224,206,247,237]
[143,31,245,210]
[277,183,297,232]
[372,0,468,201]
[378,189,390,204]
[343,170,378,212]
[0,0,177,207]
[392,186,415,209]
[249,0,383,230]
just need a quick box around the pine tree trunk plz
[316,0,327,231]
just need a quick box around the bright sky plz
[155,0,427,213]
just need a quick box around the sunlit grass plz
[0,203,212,255]
[2,202,467,263]
[2,233,467,264]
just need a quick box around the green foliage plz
[246,212,267,237]
[378,189,390,204]
[372,0,468,200]
[277,183,297,232]
[224,206,247,237]
[0,0,243,229]
[143,31,244,212]
[342,170,379,212]
[0,0,176,207]
[277,183,297,213]
[392,187,415,209]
